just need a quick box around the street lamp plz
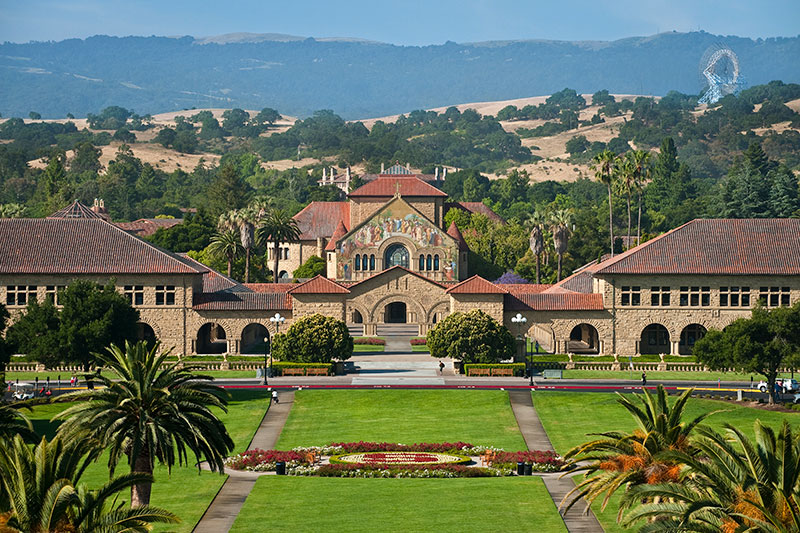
[511,313,528,381]
[263,336,269,386]
[269,313,285,384]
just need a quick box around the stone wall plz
[450,294,504,323]
[291,293,347,322]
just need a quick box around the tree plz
[550,208,572,282]
[271,314,353,363]
[253,107,281,126]
[615,154,635,249]
[427,309,514,364]
[563,386,710,514]
[0,435,178,531]
[58,281,139,371]
[208,230,243,278]
[54,341,234,508]
[629,150,651,246]
[28,111,41,120]
[565,135,589,155]
[70,142,103,174]
[206,163,251,219]
[592,149,616,257]
[293,255,326,278]
[257,208,301,284]
[5,299,61,367]
[694,302,800,404]
[221,108,249,133]
[0,404,35,443]
[154,126,177,148]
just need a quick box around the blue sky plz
[1,0,798,45]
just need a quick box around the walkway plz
[192,390,295,533]
[508,389,603,533]
[350,333,446,385]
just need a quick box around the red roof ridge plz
[593,220,693,275]
[446,221,469,251]
[103,221,207,274]
[348,176,447,198]
[325,219,348,252]
[446,275,508,294]
[347,265,447,289]
[287,275,350,294]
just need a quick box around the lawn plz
[559,369,792,381]
[533,391,800,533]
[276,389,527,450]
[411,344,430,352]
[26,388,269,532]
[230,477,566,533]
[353,344,385,352]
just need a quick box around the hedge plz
[270,362,332,376]
[463,363,526,376]
[410,338,427,346]
[352,337,386,345]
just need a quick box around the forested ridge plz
[0,81,798,284]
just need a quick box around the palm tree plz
[562,385,711,514]
[550,208,572,282]
[54,341,234,508]
[258,208,301,284]
[528,209,546,284]
[616,154,635,250]
[620,420,800,532]
[0,403,35,443]
[234,208,259,283]
[630,150,651,247]
[0,435,177,532]
[208,230,243,278]
[592,149,617,257]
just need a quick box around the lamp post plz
[263,336,269,386]
[269,313,285,384]
[511,313,527,379]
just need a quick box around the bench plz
[468,368,491,377]
[542,369,563,379]
[491,368,514,377]
[282,367,306,376]
[305,367,329,376]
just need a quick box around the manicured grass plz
[230,477,566,533]
[276,389,527,450]
[411,345,430,352]
[26,388,269,532]
[560,369,790,381]
[533,391,800,533]
[353,344,385,352]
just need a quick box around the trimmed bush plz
[352,337,386,346]
[427,309,514,363]
[464,363,526,376]
[271,313,353,363]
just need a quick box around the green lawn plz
[26,388,269,532]
[353,344,385,352]
[276,389,527,450]
[533,391,800,533]
[230,477,566,533]
[411,345,430,352]
[560,369,790,381]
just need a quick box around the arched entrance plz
[568,324,599,354]
[136,322,157,348]
[640,324,669,355]
[385,302,407,323]
[679,324,707,355]
[197,323,227,354]
[352,309,363,323]
[384,244,409,268]
[241,323,269,354]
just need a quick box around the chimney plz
[345,167,351,191]
[435,167,439,180]
[322,167,327,183]
[443,167,447,179]
[381,162,385,173]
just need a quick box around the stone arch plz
[426,301,450,325]
[640,323,670,355]
[136,322,158,348]
[377,236,418,270]
[240,323,270,354]
[196,322,228,354]
[279,270,289,280]
[369,293,426,324]
[347,302,369,325]
[568,323,600,354]
[678,323,707,355]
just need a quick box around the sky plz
[1,0,798,45]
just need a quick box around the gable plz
[346,266,447,299]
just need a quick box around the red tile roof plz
[292,202,350,240]
[0,219,204,275]
[325,220,348,252]
[48,200,104,220]
[177,254,243,293]
[505,293,605,311]
[244,283,295,293]
[595,219,800,275]
[287,275,350,294]
[446,221,469,251]
[502,284,551,295]
[446,275,508,294]
[115,218,182,237]
[348,176,448,198]
[444,202,505,224]
[193,292,291,311]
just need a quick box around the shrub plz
[410,338,427,346]
[427,309,514,363]
[271,314,353,363]
[225,449,310,471]
[352,337,386,346]
[312,464,504,478]
[292,255,326,279]
[493,450,565,472]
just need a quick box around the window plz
[650,286,670,306]
[759,286,791,307]
[283,248,289,260]
[679,286,710,307]
[720,286,750,307]
[124,285,144,306]
[369,255,375,271]
[418,255,425,271]
[426,254,432,271]
[155,285,176,306]
[434,254,440,271]
[354,254,361,271]
[621,286,641,306]
[45,285,65,305]
[6,285,37,306]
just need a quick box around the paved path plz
[192,390,295,533]
[508,389,603,533]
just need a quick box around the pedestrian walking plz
[272,390,279,404]
[438,361,445,375]
[641,371,647,388]
[750,376,753,389]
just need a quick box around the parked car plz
[12,386,35,401]
[758,378,799,393]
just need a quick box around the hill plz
[1,31,799,119]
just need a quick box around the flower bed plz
[225,449,311,472]
[352,337,387,345]
[493,451,565,472]
[308,463,508,478]
[316,441,487,454]
[410,338,427,346]
[330,451,471,465]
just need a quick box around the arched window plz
[354,254,361,271]
[419,255,425,270]
[369,254,375,271]
[385,244,409,268]
[426,254,432,271]
[434,254,440,270]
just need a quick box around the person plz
[641,371,647,388]
[750,375,753,389]
[438,361,445,375]
[272,390,279,404]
